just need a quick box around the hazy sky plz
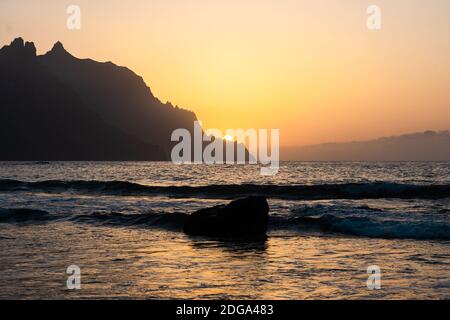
[1,0,449,146]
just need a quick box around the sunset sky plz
[1,0,449,146]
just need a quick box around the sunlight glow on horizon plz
[1,0,449,146]
[223,135,235,142]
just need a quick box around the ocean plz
[0,161,449,299]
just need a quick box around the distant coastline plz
[281,131,450,161]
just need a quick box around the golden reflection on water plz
[0,222,449,299]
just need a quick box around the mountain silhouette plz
[39,41,197,158]
[0,38,200,161]
[0,38,252,162]
[282,131,450,161]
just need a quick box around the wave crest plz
[1,179,450,200]
[290,214,450,240]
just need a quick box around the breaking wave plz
[70,211,187,230]
[1,205,449,240]
[1,179,450,200]
[0,207,187,230]
[0,208,59,223]
[286,215,450,241]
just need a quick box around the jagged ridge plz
[0,38,200,160]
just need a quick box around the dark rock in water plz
[184,197,269,240]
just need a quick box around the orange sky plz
[1,0,449,146]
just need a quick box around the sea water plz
[0,161,449,299]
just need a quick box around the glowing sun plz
[223,135,234,142]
